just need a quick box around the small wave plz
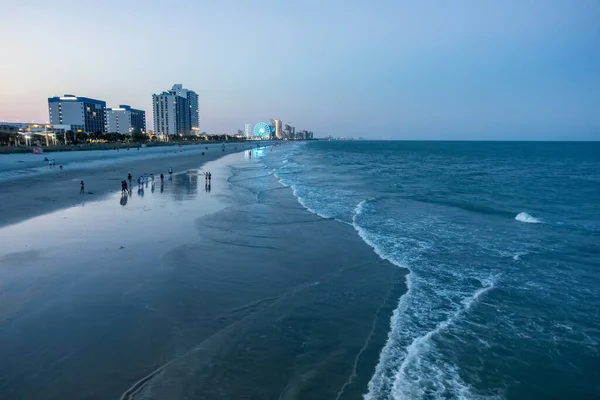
[515,212,541,224]
[370,281,497,400]
[351,198,403,269]
[409,196,513,218]
[273,171,331,220]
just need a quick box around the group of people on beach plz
[118,167,174,196]
[78,143,267,197]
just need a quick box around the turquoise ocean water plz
[263,141,600,399]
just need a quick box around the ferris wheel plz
[253,122,271,139]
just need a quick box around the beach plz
[0,142,258,228]
[3,140,596,399]
[0,145,405,399]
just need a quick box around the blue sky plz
[1,0,599,139]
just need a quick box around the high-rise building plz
[244,123,251,138]
[152,92,191,136]
[169,84,199,134]
[284,124,292,139]
[48,94,106,133]
[274,119,283,139]
[106,105,146,135]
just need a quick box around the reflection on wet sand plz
[0,147,402,400]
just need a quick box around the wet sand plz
[0,150,406,399]
[0,142,260,228]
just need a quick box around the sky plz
[1,0,599,140]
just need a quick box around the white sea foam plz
[386,282,497,400]
[279,178,331,220]
[515,212,541,224]
[356,195,502,400]
[264,150,510,400]
[352,198,406,269]
[272,158,348,221]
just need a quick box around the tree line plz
[0,130,247,147]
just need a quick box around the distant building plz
[106,105,146,135]
[296,130,313,140]
[244,123,251,138]
[274,119,283,139]
[169,84,199,134]
[48,94,106,133]
[284,124,292,139]
[152,92,190,136]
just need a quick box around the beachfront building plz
[273,119,283,139]
[152,92,191,136]
[169,84,199,135]
[48,94,106,133]
[106,105,146,135]
[244,123,252,138]
[283,124,295,139]
[152,84,198,137]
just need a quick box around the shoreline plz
[0,149,408,399]
[0,142,263,228]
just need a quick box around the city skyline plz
[2,0,600,140]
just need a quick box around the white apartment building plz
[152,92,191,136]
[106,105,146,135]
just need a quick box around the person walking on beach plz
[80,180,85,194]
[208,172,212,182]
[168,167,173,176]
[128,173,132,186]
[160,173,164,182]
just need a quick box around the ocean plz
[0,142,598,400]
[262,141,600,399]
